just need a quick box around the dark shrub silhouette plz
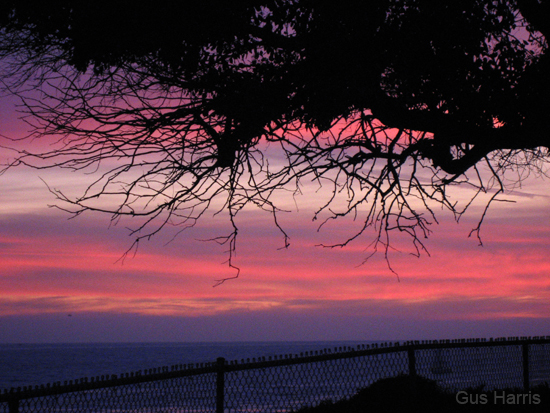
[292,375,550,413]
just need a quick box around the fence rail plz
[1,336,549,413]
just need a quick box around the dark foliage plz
[291,374,550,413]
[0,1,548,279]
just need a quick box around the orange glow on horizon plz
[1,206,549,323]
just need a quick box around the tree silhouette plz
[0,0,548,279]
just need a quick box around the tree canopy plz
[0,0,548,278]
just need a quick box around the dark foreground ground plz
[292,375,550,413]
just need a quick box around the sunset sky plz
[1,93,550,344]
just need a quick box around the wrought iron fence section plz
[529,342,550,387]
[223,350,409,412]
[414,344,524,391]
[1,336,549,413]
[0,365,217,413]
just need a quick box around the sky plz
[1,94,550,344]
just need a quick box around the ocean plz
[2,340,549,413]
[0,341,366,391]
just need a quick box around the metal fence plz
[1,336,549,413]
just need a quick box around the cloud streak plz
[1,98,550,341]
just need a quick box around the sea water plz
[2,341,548,397]
[0,341,365,391]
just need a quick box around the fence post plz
[408,348,417,377]
[8,397,19,413]
[216,357,226,413]
[522,343,529,391]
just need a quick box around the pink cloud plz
[1,202,549,327]
[1,96,550,341]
